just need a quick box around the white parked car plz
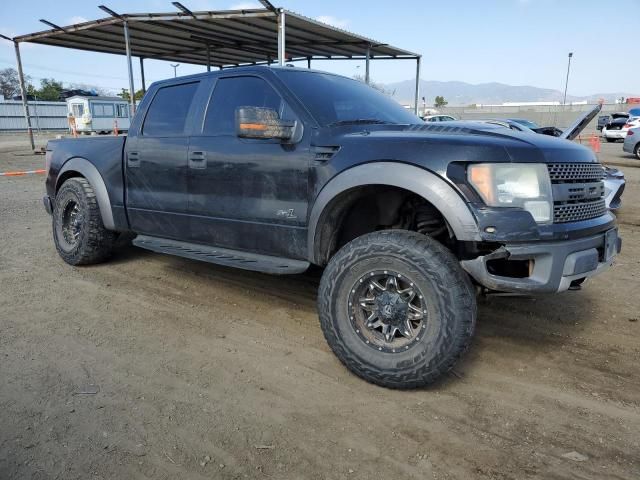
[422,114,456,122]
[602,115,640,142]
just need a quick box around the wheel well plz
[313,185,452,265]
[56,170,84,193]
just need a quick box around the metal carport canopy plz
[5,2,422,150]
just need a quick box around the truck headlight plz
[468,163,553,223]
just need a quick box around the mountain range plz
[383,79,637,106]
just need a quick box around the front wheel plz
[634,143,640,160]
[318,230,476,389]
[53,177,117,265]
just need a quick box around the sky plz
[1,0,638,96]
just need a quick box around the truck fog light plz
[524,200,551,223]
[484,226,496,233]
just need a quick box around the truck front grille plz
[547,163,604,182]
[553,199,607,223]
[547,163,606,223]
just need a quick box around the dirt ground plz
[1,132,639,480]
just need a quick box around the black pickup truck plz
[44,67,621,389]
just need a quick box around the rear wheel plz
[318,230,476,389]
[53,177,116,265]
[634,143,640,160]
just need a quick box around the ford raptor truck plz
[43,67,621,389]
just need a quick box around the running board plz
[132,235,309,275]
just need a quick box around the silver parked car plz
[603,166,625,211]
[623,127,640,159]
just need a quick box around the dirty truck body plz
[43,67,621,388]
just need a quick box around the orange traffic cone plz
[113,120,119,136]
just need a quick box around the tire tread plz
[53,177,116,265]
[318,230,476,389]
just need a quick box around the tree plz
[67,82,112,96]
[434,96,448,108]
[0,68,33,100]
[36,78,64,101]
[117,88,145,101]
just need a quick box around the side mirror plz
[236,106,295,141]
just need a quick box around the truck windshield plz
[276,70,419,127]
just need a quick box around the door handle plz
[127,151,140,168]
[189,151,207,169]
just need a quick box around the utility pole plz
[170,63,180,78]
[562,52,573,107]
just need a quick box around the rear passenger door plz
[187,74,310,259]
[125,81,200,239]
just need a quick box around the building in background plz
[66,95,130,134]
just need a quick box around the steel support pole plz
[123,21,136,114]
[139,57,146,94]
[307,57,311,69]
[14,41,34,150]
[277,9,285,66]
[365,44,370,84]
[206,44,211,72]
[414,56,421,116]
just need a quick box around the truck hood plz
[560,103,602,140]
[313,121,598,171]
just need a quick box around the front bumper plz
[461,228,621,293]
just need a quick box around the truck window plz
[276,70,418,127]
[203,76,282,136]
[143,82,199,136]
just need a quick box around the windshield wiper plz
[327,119,392,127]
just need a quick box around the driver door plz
[187,74,310,259]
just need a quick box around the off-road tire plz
[53,177,116,265]
[318,230,476,389]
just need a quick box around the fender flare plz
[307,162,481,263]
[57,157,116,230]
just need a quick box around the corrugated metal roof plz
[12,7,419,67]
